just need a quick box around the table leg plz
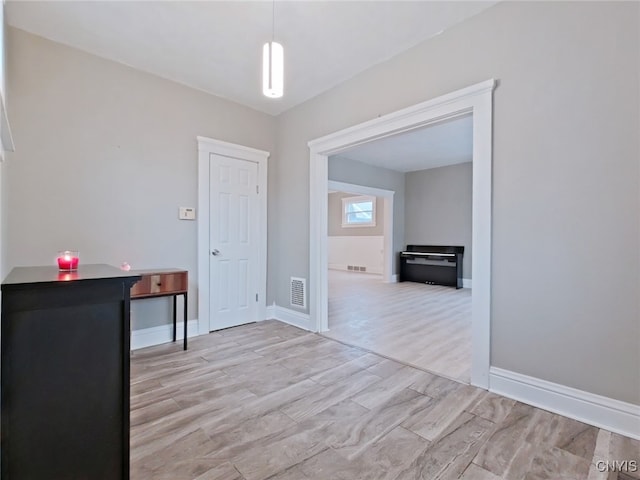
[172,295,177,342]
[183,292,188,350]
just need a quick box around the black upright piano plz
[399,245,464,289]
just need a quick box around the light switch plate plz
[179,207,196,220]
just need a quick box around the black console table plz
[1,264,140,479]
[399,245,464,289]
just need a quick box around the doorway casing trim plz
[308,79,496,388]
[197,136,269,336]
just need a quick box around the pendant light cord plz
[271,0,275,42]
[263,0,282,97]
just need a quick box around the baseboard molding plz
[266,304,312,331]
[489,367,640,440]
[463,278,472,289]
[328,264,383,275]
[131,319,200,350]
[329,266,395,283]
[266,304,276,321]
[328,263,346,271]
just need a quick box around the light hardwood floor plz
[130,320,639,480]
[325,270,472,383]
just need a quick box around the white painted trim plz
[329,181,395,199]
[328,180,395,284]
[382,197,393,283]
[469,82,494,390]
[309,80,496,388]
[197,136,270,161]
[131,320,200,350]
[328,264,384,275]
[341,195,377,228]
[389,274,398,283]
[490,367,640,440]
[463,278,472,289]
[309,80,494,153]
[266,304,313,331]
[266,303,276,320]
[197,136,269,336]
[0,93,14,160]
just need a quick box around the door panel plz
[218,193,230,242]
[210,154,259,330]
[238,259,248,308]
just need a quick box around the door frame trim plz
[197,136,269,335]
[308,79,495,389]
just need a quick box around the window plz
[342,195,376,227]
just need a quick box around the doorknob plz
[212,249,220,256]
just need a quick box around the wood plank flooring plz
[325,270,471,383]
[130,321,640,480]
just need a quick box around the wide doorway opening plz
[323,116,473,383]
[309,80,495,388]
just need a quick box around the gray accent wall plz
[274,2,639,404]
[5,27,276,330]
[328,156,405,274]
[328,191,384,237]
[405,162,472,279]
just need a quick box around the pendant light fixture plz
[263,0,283,98]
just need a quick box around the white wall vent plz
[290,277,306,309]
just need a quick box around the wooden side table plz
[130,269,189,350]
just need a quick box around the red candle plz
[57,251,79,271]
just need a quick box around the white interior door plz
[209,154,259,331]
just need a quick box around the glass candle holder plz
[57,250,80,271]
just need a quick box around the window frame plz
[341,195,377,228]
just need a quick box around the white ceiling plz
[334,113,472,173]
[6,1,497,116]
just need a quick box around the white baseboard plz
[489,367,640,440]
[131,319,200,350]
[463,278,472,289]
[266,304,276,321]
[389,274,398,283]
[266,304,312,331]
[328,263,383,275]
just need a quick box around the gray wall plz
[328,156,405,274]
[3,2,639,406]
[5,27,276,330]
[405,162,472,279]
[328,191,384,237]
[274,2,639,404]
